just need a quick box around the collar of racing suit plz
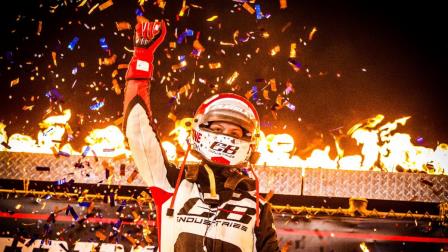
[185,164,256,203]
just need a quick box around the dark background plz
[1,0,447,156]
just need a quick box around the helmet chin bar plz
[190,129,253,168]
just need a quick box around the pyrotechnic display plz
[0,0,447,251]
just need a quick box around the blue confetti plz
[68,37,79,51]
[239,36,249,43]
[177,29,194,44]
[416,137,424,144]
[57,151,70,157]
[191,49,200,56]
[109,192,115,206]
[45,88,64,102]
[79,202,90,207]
[284,86,293,95]
[177,33,186,44]
[185,29,194,37]
[67,205,79,221]
[251,86,259,101]
[113,219,122,230]
[89,100,105,110]
[135,8,143,16]
[99,37,109,51]
[116,200,126,213]
[43,127,54,136]
[255,4,263,20]
[55,178,66,186]
[82,146,90,157]
[288,58,302,69]
[285,101,296,111]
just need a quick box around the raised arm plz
[123,20,178,195]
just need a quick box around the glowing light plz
[0,112,446,175]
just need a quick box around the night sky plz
[1,0,447,156]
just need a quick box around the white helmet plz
[189,93,260,167]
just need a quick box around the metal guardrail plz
[1,151,447,202]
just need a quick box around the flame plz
[84,125,130,157]
[1,110,129,158]
[0,123,8,151]
[0,111,447,175]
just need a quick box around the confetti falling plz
[0,0,447,174]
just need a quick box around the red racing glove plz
[125,20,167,80]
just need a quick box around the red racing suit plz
[123,79,280,251]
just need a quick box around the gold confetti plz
[118,64,128,69]
[87,201,95,214]
[269,78,277,91]
[193,40,205,52]
[179,0,188,17]
[263,89,270,100]
[111,69,118,78]
[88,3,100,15]
[279,0,287,9]
[78,0,88,7]
[290,43,297,58]
[52,51,57,66]
[172,61,187,71]
[206,15,218,21]
[22,105,34,111]
[95,231,107,241]
[208,62,222,69]
[127,169,139,183]
[242,2,255,14]
[178,83,191,95]
[112,79,121,95]
[115,21,131,31]
[65,124,73,136]
[233,30,240,44]
[360,242,370,252]
[99,54,117,66]
[157,0,166,9]
[270,45,280,56]
[245,90,254,100]
[10,78,20,87]
[226,71,239,85]
[132,211,141,221]
[37,20,42,35]
[168,112,177,122]
[99,0,113,11]
[309,27,318,40]
[220,41,235,46]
